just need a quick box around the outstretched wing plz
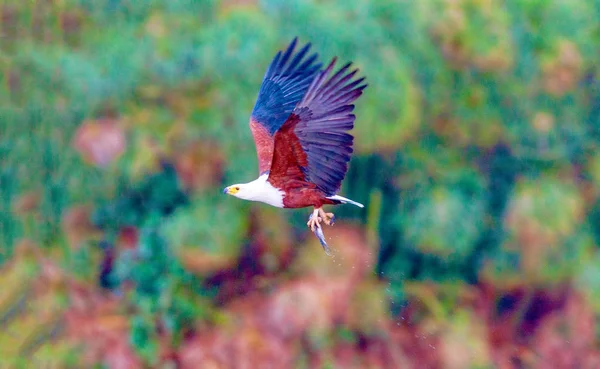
[249,38,322,175]
[268,59,367,195]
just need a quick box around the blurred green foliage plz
[2,0,600,367]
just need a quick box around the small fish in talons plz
[308,213,332,255]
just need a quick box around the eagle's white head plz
[223,174,284,208]
[222,183,251,200]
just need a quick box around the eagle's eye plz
[235,187,240,191]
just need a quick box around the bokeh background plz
[2,0,600,368]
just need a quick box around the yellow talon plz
[318,208,335,226]
[307,207,335,231]
[307,208,323,232]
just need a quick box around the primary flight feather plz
[223,38,367,253]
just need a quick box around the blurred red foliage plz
[65,286,143,369]
[73,117,126,167]
[10,222,598,369]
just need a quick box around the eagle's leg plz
[307,207,335,232]
[307,208,322,232]
[318,208,335,226]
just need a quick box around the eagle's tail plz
[326,195,364,208]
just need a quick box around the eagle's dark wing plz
[249,38,321,175]
[267,58,367,195]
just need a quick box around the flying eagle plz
[223,38,367,253]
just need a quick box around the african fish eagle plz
[223,38,367,250]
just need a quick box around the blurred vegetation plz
[2,0,600,368]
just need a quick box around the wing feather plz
[268,59,367,195]
[249,38,322,174]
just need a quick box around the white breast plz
[245,174,285,208]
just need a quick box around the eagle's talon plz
[316,208,335,226]
[307,210,323,233]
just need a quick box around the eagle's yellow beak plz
[223,186,239,195]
